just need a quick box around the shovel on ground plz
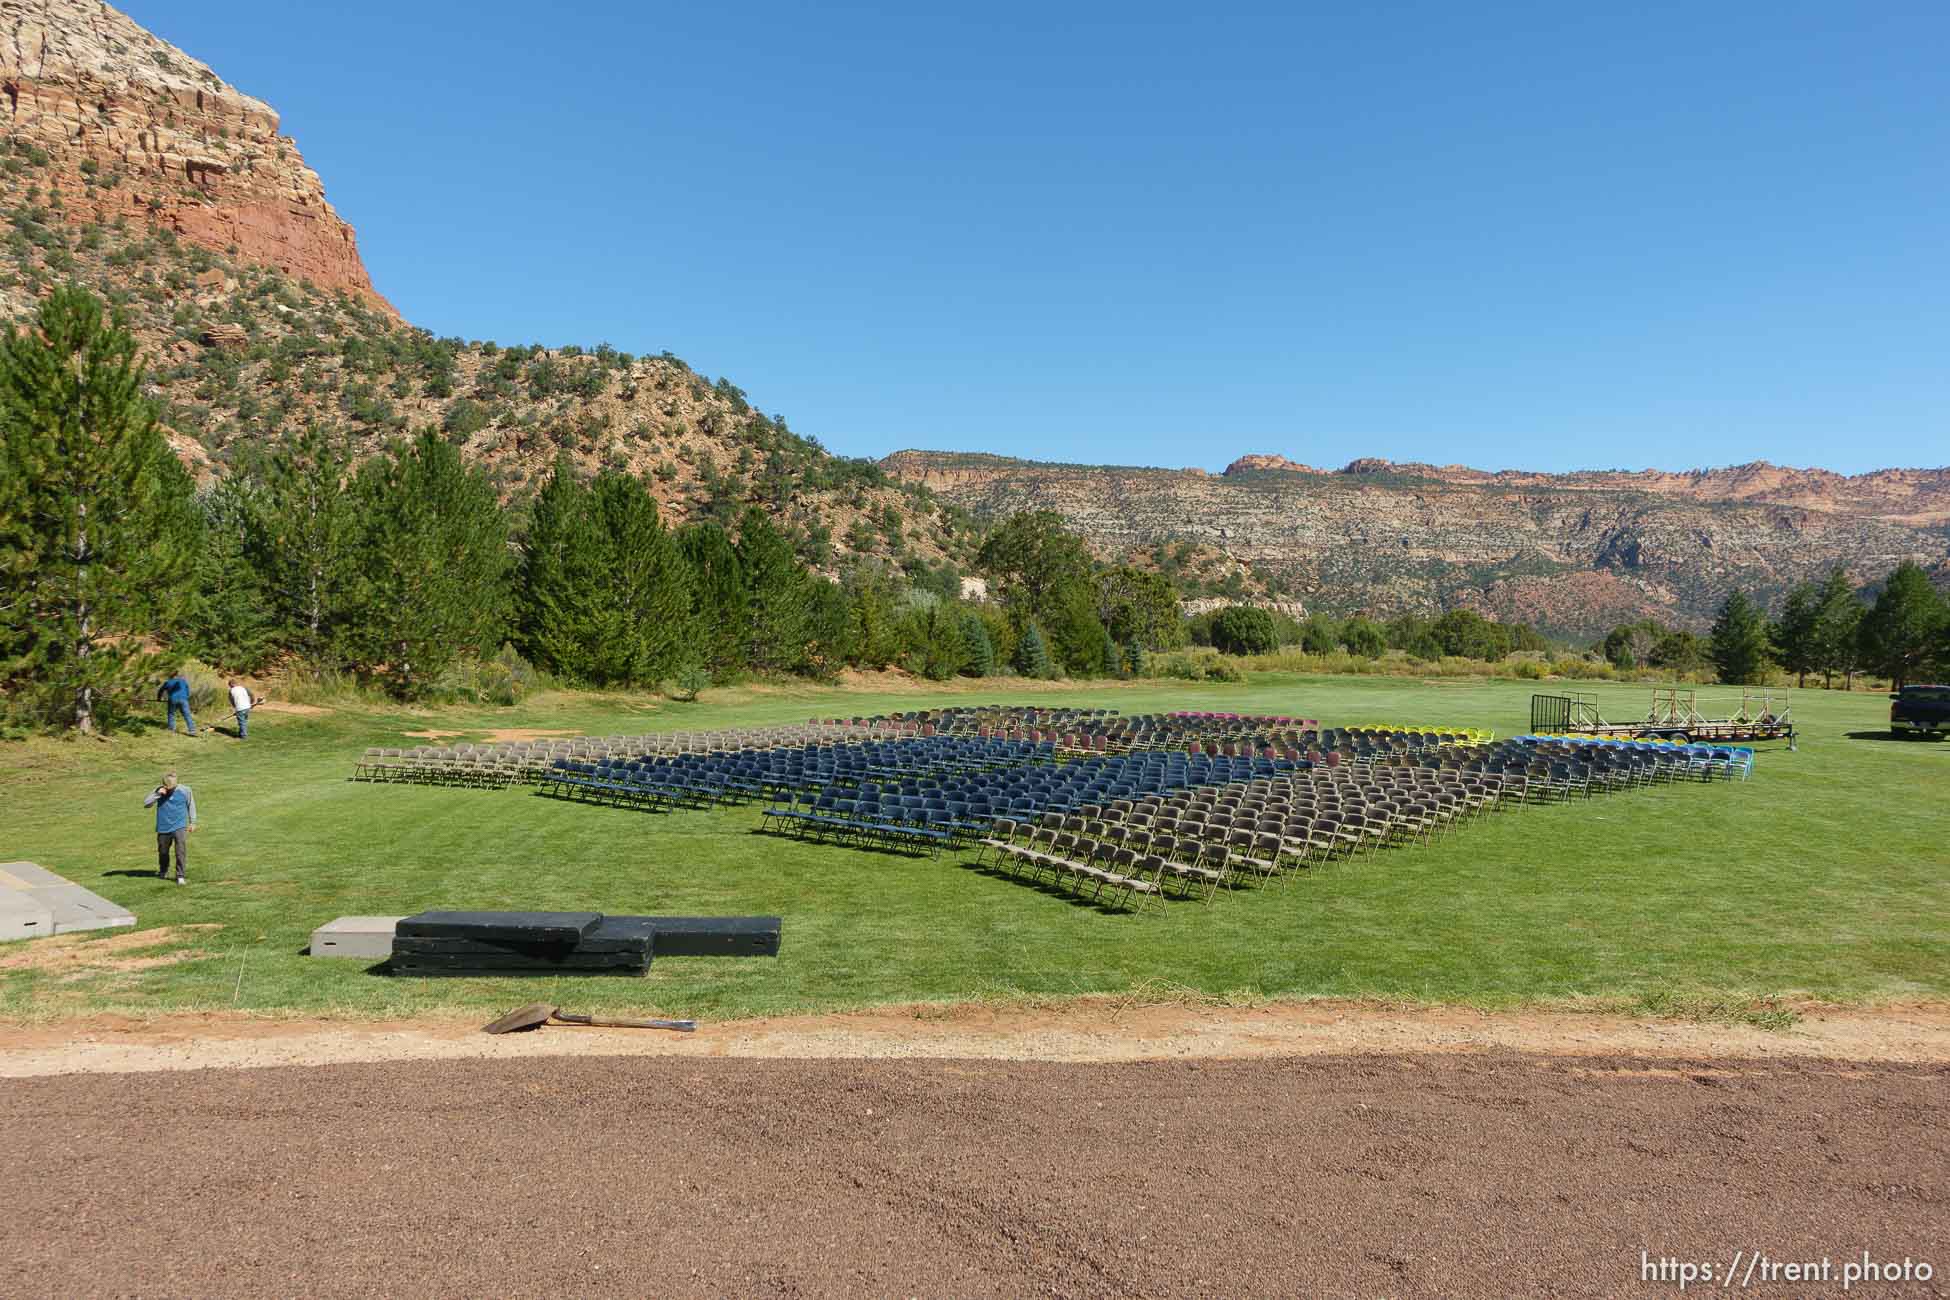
[481,1001,697,1035]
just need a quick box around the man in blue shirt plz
[158,671,196,735]
[143,772,197,885]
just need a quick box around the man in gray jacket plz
[143,772,197,885]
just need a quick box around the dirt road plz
[6,1000,1950,1076]
[9,1052,1945,1297]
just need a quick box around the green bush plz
[1549,656,1617,680]
[1146,648,1245,683]
[429,643,540,706]
[442,398,490,441]
[282,661,379,706]
[1211,606,1279,656]
[668,663,711,702]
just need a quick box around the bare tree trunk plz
[308,567,321,646]
[74,505,94,734]
[306,483,323,651]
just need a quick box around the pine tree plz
[1100,634,1122,678]
[957,608,994,676]
[343,431,510,697]
[1042,576,1111,675]
[1014,620,1053,678]
[1124,641,1146,676]
[1858,561,1945,692]
[1708,589,1771,685]
[1812,566,1864,689]
[1772,582,1821,688]
[181,478,275,671]
[737,506,810,674]
[514,461,605,680]
[899,596,967,681]
[676,522,747,675]
[841,560,904,669]
[258,424,356,662]
[588,470,690,685]
[802,578,854,679]
[0,286,192,732]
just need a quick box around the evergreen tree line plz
[8,287,1940,733]
[1190,605,1553,662]
[138,421,510,702]
[174,458,1189,703]
[1702,564,1950,690]
[512,496,1194,690]
[0,291,1194,731]
[969,511,1189,680]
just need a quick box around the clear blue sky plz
[128,1,1948,474]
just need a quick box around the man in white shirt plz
[227,680,258,740]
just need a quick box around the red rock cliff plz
[1,0,392,312]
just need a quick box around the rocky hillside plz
[883,452,1950,635]
[0,0,970,573]
[2,0,385,308]
[6,2,1941,633]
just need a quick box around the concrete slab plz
[0,862,137,937]
[0,861,68,889]
[0,892,55,941]
[38,885,138,932]
[311,916,405,959]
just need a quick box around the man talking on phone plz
[143,771,197,885]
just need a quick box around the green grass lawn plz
[1,673,1944,1022]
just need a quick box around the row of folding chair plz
[541,734,1064,819]
[1472,741,1711,795]
[979,785,1447,904]
[760,747,1307,866]
[538,759,747,809]
[352,747,527,786]
[970,820,1170,911]
[1516,735,1754,782]
[351,721,879,784]
[759,793,957,856]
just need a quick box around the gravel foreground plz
[9,1053,1946,1298]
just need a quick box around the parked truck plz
[1890,684,1950,738]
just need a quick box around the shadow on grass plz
[955,857,1154,915]
[750,827,946,861]
[1842,730,1946,742]
[374,963,648,982]
[532,791,698,814]
[100,868,166,878]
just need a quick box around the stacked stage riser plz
[388,911,783,976]
[645,915,782,957]
[391,912,650,977]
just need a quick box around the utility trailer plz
[1529,687,1794,744]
